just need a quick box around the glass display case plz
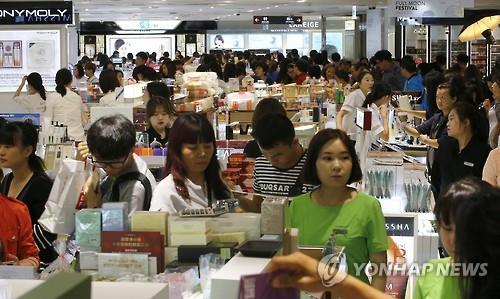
[405,25,427,62]
[430,25,447,64]
[470,39,488,75]
[490,28,500,73]
[450,25,467,66]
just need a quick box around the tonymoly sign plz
[0,1,73,25]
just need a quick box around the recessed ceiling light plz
[199,8,203,11]
[85,8,89,11]
[247,9,254,12]
[148,6,152,8]
[275,5,279,7]
[210,6,214,8]
[266,6,270,9]
[296,0,307,2]
[257,8,262,11]
[223,0,232,3]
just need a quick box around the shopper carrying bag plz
[38,159,87,235]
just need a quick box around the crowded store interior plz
[1,0,500,298]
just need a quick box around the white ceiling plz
[5,0,499,22]
[73,0,386,21]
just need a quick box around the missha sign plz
[0,1,73,25]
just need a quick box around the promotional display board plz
[106,35,174,59]
[208,34,245,50]
[388,0,466,18]
[248,34,283,49]
[0,1,73,25]
[0,30,61,92]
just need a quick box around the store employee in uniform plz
[437,101,491,191]
[237,114,315,213]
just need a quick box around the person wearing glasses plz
[77,114,157,214]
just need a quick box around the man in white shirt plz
[78,114,157,215]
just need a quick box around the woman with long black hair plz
[13,73,46,113]
[45,68,85,141]
[0,122,53,224]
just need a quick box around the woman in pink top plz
[483,148,500,186]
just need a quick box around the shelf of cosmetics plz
[363,151,433,214]
[62,196,287,279]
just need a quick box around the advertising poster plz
[0,30,60,92]
[312,32,343,57]
[106,35,174,59]
[208,34,245,50]
[248,34,283,49]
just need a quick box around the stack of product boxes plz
[221,153,255,193]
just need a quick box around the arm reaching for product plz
[269,252,391,299]
[235,193,264,213]
[396,108,427,119]
[14,76,27,97]
[83,172,101,209]
[418,134,439,149]
[378,106,390,141]
[336,110,347,131]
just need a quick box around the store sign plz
[388,0,465,18]
[253,16,302,25]
[345,20,355,31]
[385,216,416,237]
[289,21,320,29]
[0,1,73,25]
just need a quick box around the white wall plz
[366,8,383,58]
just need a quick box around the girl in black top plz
[437,101,491,192]
[0,122,53,224]
[145,96,177,147]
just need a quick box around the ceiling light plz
[210,6,214,8]
[257,8,262,11]
[115,30,166,34]
[275,5,279,7]
[199,8,203,11]
[247,9,254,12]
[148,6,152,8]
[223,0,232,3]
[296,0,307,2]
[266,7,270,9]
[85,8,89,11]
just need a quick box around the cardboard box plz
[210,232,246,244]
[75,209,102,250]
[130,211,168,244]
[97,253,149,278]
[168,216,211,234]
[102,202,129,231]
[170,233,211,246]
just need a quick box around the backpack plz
[110,172,152,211]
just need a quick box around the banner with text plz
[388,0,466,18]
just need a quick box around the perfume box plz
[101,231,164,273]
[130,211,168,244]
[102,202,129,231]
[75,209,102,250]
[97,253,149,278]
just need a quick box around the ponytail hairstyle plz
[26,72,46,101]
[0,122,46,173]
[55,68,72,97]
[362,81,392,108]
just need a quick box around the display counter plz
[4,280,169,299]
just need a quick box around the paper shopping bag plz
[38,159,87,235]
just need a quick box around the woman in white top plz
[98,69,120,106]
[13,73,46,113]
[72,63,86,89]
[45,68,85,141]
[149,113,231,214]
[361,81,392,142]
[336,71,374,141]
[84,62,99,85]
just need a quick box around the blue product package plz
[102,202,129,231]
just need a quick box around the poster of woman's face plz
[208,34,244,49]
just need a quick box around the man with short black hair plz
[373,49,406,91]
[78,114,157,215]
[456,53,469,70]
[237,114,314,212]
[132,52,148,81]
[401,57,424,95]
